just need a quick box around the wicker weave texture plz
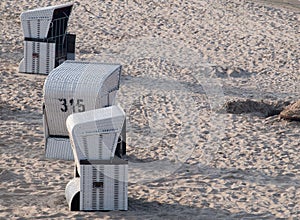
[45,137,74,160]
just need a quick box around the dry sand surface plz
[0,0,300,219]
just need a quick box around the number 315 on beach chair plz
[43,61,126,160]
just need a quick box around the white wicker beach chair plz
[43,61,123,160]
[19,3,76,74]
[65,106,128,211]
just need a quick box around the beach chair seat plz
[43,61,124,160]
[65,106,128,211]
[19,3,76,74]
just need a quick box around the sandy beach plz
[0,0,299,219]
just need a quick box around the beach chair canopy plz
[66,105,126,162]
[20,3,73,40]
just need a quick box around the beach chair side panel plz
[19,41,55,74]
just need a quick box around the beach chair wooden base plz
[66,158,128,211]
